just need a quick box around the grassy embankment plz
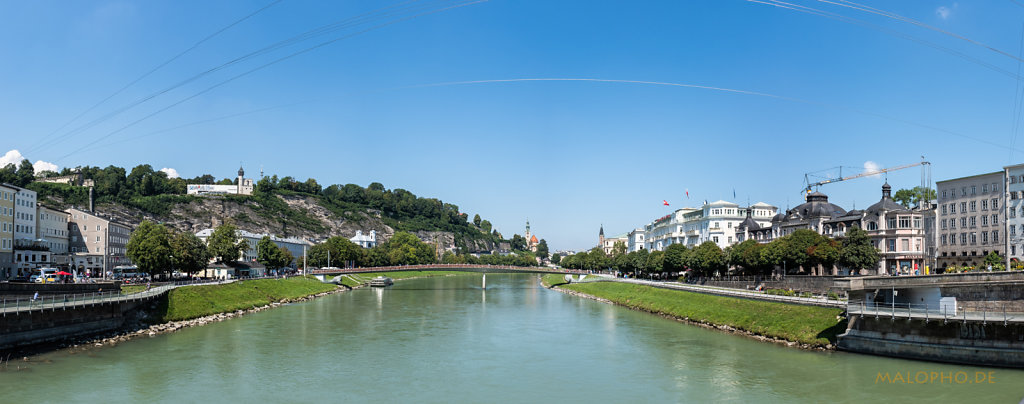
[120,285,147,295]
[541,274,845,347]
[151,276,337,322]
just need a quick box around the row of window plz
[941,183,1001,200]
[940,199,1000,215]
[940,231,1000,245]
[940,214,1000,229]
[14,224,34,235]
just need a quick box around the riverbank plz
[542,275,845,349]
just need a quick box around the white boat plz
[369,276,393,287]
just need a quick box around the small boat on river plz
[369,276,393,287]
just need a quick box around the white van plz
[31,267,59,283]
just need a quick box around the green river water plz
[1,273,1023,403]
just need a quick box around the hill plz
[10,163,509,252]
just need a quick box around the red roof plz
[530,235,538,243]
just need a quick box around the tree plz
[689,241,725,277]
[385,231,435,265]
[257,236,292,270]
[535,239,550,260]
[663,244,689,272]
[728,239,763,275]
[786,229,821,273]
[126,221,173,276]
[473,214,481,227]
[480,220,492,234]
[208,223,248,263]
[170,231,211,276]
[15,159,34,187]
[646,250,665,274]
[807,238,841,275]
[893,186,938,208]
[308,236,364,267]
[510,234,527,251]
[550,253,561,265]
[611,241,627,257]
[839,226,881,274]
[984,251,1004,270]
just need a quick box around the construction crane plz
[802,158,932,198]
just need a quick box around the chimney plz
[89,186,94,212]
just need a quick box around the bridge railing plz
[0,278,238,316]
[847,300,1024,324]
[309,264,588,274]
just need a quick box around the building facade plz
[67,208,132,276]
[350,230,377,248]
[936,172,1004,270]
[186,166,255,196]
[37,205,70,267]
[10,185,39,274]
[861,183,929,276]
[597,225,628,255]
[196,228,312,267]
[627,228,645,252]
[0,184,15,279]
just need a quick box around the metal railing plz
[847,300,1024,325]
[607,278,847,308]
[0,278,238,316]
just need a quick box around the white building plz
[643,201,778,251]
[350,230,377,248]
[37,204,70,266]
[627,228,645,252]
[1005,164,1024,266]
[10,185,36,248]
[196,228,312,266]
[187,166,254,196]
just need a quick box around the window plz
[942,220,948,229]
[992,214,999,225]
[943,190,948,199]
[960,233,967,244]
[984,183,989,193]
[1010,226,1016,237]
[961,202,967,212]
[868,221,878,230]
[941,234,948,245]
[982,200,988,210]
[899,217,911,228]
[950,203,956,214]
[994,230,1000,243]
[972,185,977,195]
[971,232,977,244]
[942,205,947,215]
[887,239,896,252]
[901,239,909,251]
[962,187,967,196]
[914,218,921,228]
[983,232,989,244]
[888,218,897,229]
[1013,208,1018,219]
[970,216,977,227]
[961,217,967,228]
[993,198,999,209]
[982,216,988,226]
[970,201,977,211]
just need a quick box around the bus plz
[113,265,149,282]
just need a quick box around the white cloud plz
[936,4,957,20]
[863,161,883,178]
[160,168,180,178]
[0,149,59,174]
[0,149,25,167]
[33,160,59,174]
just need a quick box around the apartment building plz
[0,184,16,279]
[37,204,70,267]
[935,171,1004,269]
[67,207,132,276]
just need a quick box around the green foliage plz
[663,244,689,272]
[384,231,436,265]
[550,253,561,265]
[170,231,211,275]
[308,236,364,267]
[729,239,765,275]
[892,186,937,208]
[838,226,879,272]
[559,282,845,346]
[257,236,293,269]
[126,221,173,276]
[984,251,1004,267]
[689,241,725,276]
[535,239,550,260]
[208,223,248,263]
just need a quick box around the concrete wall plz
[0,297,150,352]
[696,276,840,294]
[839,315,1024,368]
[941,284,1024,312]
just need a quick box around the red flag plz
[663,200,670,206]
[685,189,689,199]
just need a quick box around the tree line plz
[559,227,880,277]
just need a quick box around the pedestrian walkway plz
[576,277,846,308]
[0,279,235,316]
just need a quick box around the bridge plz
[308,264,590,276]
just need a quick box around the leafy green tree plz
[15,159,34,187]
[385,231,435,265]
[893,186,938,208]
[646,250,665,274]
[473,214,481,227]
[170,231,211,276]
[480,220,492,234]
[208,223,248,263]
[611,241,627,257]
[308,236,364,267]
[257,236,293,270]
[126,221,173,276]
[511,234,527,251]
[808,238,841,275]
[550,253,561,265]
[787,229,821,273]
[663,244,689,272]
[728,239,763,275]
[839,226,880,273]
[983,251,1004,270]
[535,239,550,260]
[689,241,725,276]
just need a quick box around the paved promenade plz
[574,276,846,308]
[0,279,235,316]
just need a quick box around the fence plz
[847,300,1024,325]
[0,278,236,316]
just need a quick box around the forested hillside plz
[2,162,524,253]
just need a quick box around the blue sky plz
[2,0,1024,250]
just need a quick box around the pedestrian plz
[31,292,38,301]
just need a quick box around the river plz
[1,273,1022,402]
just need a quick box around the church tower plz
[599,224,605,248]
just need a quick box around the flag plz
[663,200,670,206]
[733,189,736,199]
[685,189,689,199]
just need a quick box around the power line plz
[1011,23,1024,162]
[55,0,488,163]
[36,0,455,155]
[745,0,1024,81]
[28,0,284,154]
